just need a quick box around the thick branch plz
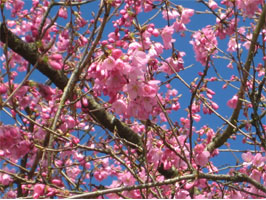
[0,22,143,149]
[207,4,266,152]
[68,172,266,199]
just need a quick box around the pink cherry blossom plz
[0,83,7,94]
[112,99,128,115]
[132,50,149,68]
[102,56,116,71]
[161,26,175,49]
[33,184,45,199]
[119,171,135,186]
[192,113,201,122]
[190,25,218,65]
[49,60,62,70]
[208,0,218,9]
[243,33,253,50]
[195,151,210,166]
[58,7,68,19]
[94,169,109,181]
[142,80,160,98]
[11,0,24,17]
[162,9,179,20]
[194,144,210,166]
[160,54,185,75]
[173,19,187,33]
[242,151,253,166]
[181,8,194,24]
[211,102,219,110]
[227,95,238,109]
[2,0,266,198]
[252,153,265,167]
[0,173,12,186]
[251,169,261,182]
[236,0,262,17]
[175,189,190,198]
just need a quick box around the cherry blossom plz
[161,26,175,50]
[1,0,266,198]
[227,95,238,109]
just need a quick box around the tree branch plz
[207,4,266,152]
[68,172,266,199]
[0,22,143,149]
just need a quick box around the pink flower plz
[38,84,55,101]
[0,83,7,94]
[236,0,262,17]
[112,99,127,115]
[119,172,135,186]
[194,144,205,154]
[5,190,17,199]
[0,173,12,186]
[112,49,123,59]
[85,162,91,169]
[173,21,186,32]
[142,80,160,98]
[195,151,210,166]
[152,29,160,37]
[149,42,164,58]
[49,54,62,61]
[67,165,81,180]
[162,9,179,20]
[160,54,185,75]
[102,56,116,71]
[58,7,68,19]
[227,37,240,52]
[76,16,87,28]
[227,95,238,109]
[190,26,217,65]
[49,60,62,70]
[242,151,253,166]
[11,0,24,17]
[252,153,265,167]
[243,33,252,50]
[175,189,190,199]
[77,34,88,46]
[192,113,201,122]
[52,179,64,187]
[251,169,261,182]
[161,26,175,49]
[33,184,45,199]
[208,0,218,9]
[229,191,243,199]
[94,169,108,181]
[124,81,141,100]
[181,8,194,24]
[211,102,219,110]
[227,62,233,69]
[132,50,149,68]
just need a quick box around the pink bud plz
[49,54,62,61]
[209,0,218,10]
[0,83,7,94]
[152,29,160,37]
[211,102,219,110]
[49,61,62,70]
[227,95,238,109]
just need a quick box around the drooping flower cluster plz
[87,46,163,119]
[236,0,263,17]
[190,25,218,65]
[0,125,30,160]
